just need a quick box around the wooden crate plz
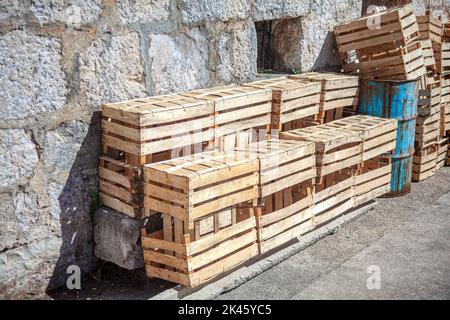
[234,139,316,198]
[326,115,397,161]
[334,6,426,80]
[288,72,359,124]
[432,42,450,75]
[255,182,315,254]
[421,39,436,70]
[441,76,450,104]
[412,144,438,182]
[443,102,450,135]
[447,141,450,166]
[443,22,450,42]
[102,94,214,160]
[182,85,272,151]
[341,41,426,81]
[233,139,316,254]
[141,209,258,287]
[436,138,448,170]
[313,169,355,226]
[280,125,363,178]
[353,157,391,207]
[417,14,443,43]
[440,103,449,137]
[334,6,420,54]
[243,77,321,132]
[99,156,142,219]
[143,151,259,224]
[415,112,441,149]
[419,73,441,117]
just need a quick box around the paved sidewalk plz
[217,167,450,300]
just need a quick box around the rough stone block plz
[79,31,147,110]
[253,0,310,21]
[94,207,145,270]
[43,120,89,175]
[215,21,257,83]
[30,0,103,26]
[117,0,171,24]
[179,0,249,24]
[0,30,67,121]
[0,129,38,191]
[0,191,48,252]
[147,28,209,94]
[0,235,62,299]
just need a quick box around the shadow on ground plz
[49,261,174,300]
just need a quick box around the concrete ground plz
[217,166,450,300]
[50,167,450,300]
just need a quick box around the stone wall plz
[0,0,445,298]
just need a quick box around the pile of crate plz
[138,114,396,287]
[334,5,426,81]
[100,87,274,218]
[412,12,450,181]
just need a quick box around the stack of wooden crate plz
[181,85,272,152]
[234,139,316,254]
[412,13,445,181]
[243,77,321,132]
[288,72,359,123]
[100,94,215,218]
[141,151,260,287]
[334,5,426,81]
[437,23,450,167]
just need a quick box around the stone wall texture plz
[0,0,447,298]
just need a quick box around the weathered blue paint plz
[358,78,419,197]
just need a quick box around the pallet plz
[143,151,259,225]
[280,125,363,177]
[288,72,359,124]
[412,144,438,182]
[417,14,443,44]
[313,169,354,226]
[141,209,258,287]
[432,42,450,75]
[255,182,315,254]
[419,73,441,117]
[243,77,321,132]
[415,112,441,149]
[436,138,448,170]
[353,157,391,207]
[99,156,142,219]
[325,115,397,161]
[181,85,272,151]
